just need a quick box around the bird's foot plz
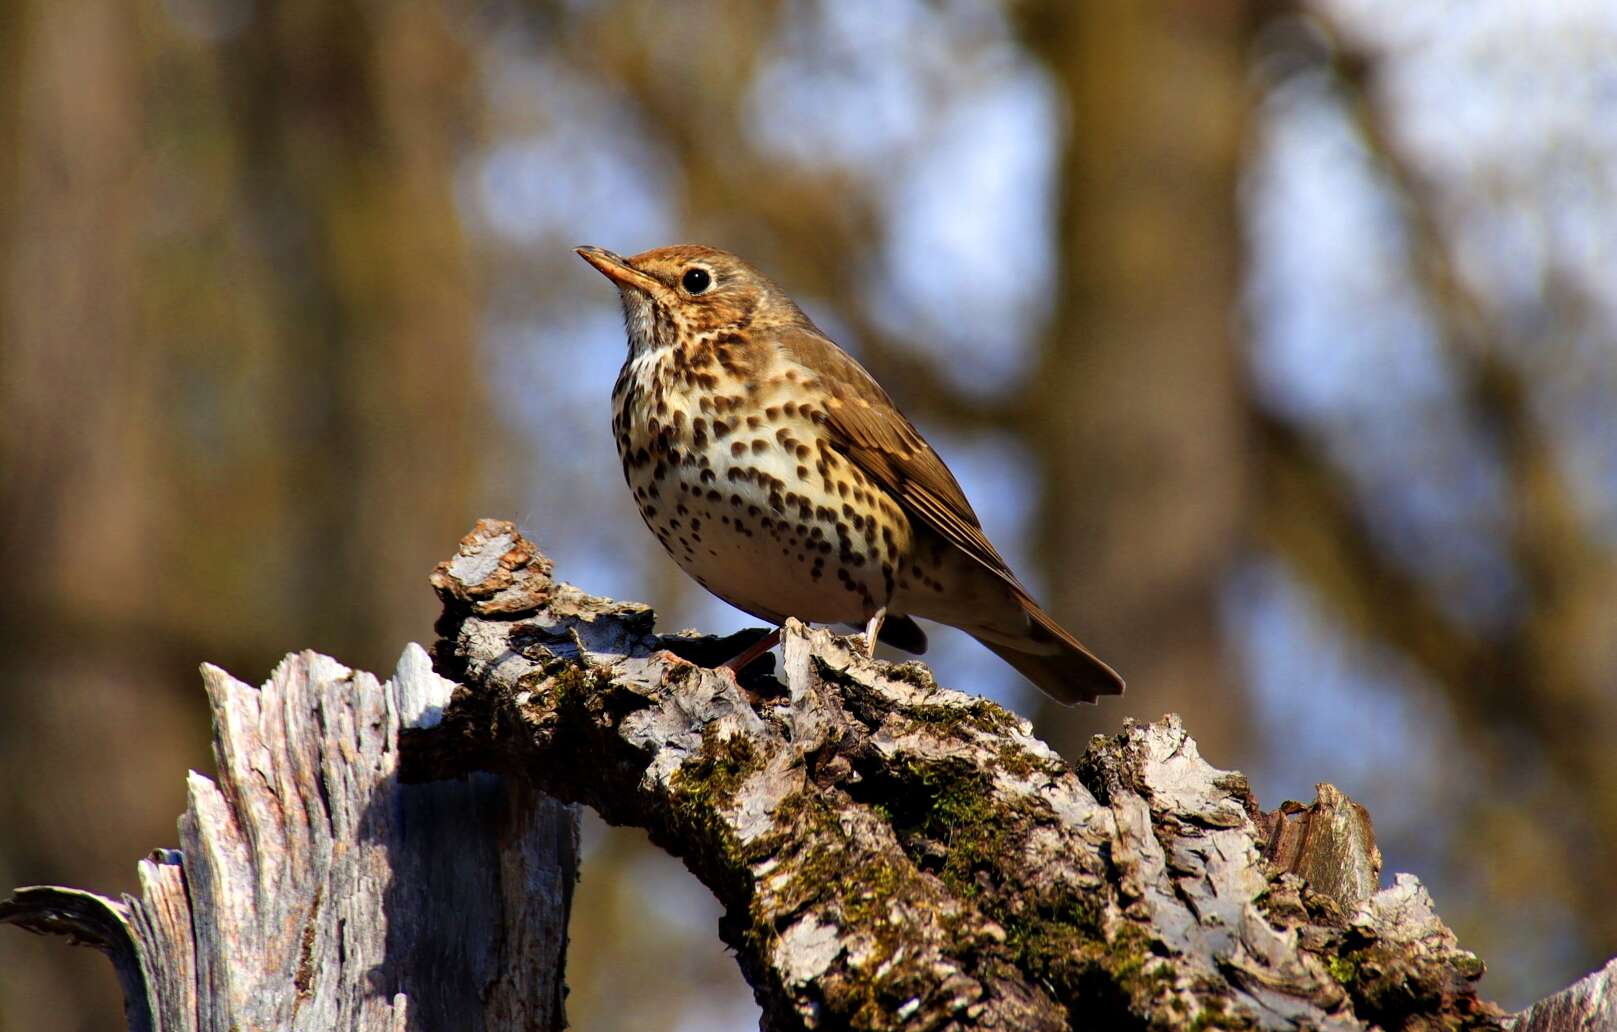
[719,626,782,673]
[861,607,887,660]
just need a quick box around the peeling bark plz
[402,519,1518,1030]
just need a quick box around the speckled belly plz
[616,388,911,627]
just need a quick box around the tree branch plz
[403,519,1513,1030]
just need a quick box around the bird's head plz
[575,244,806,356]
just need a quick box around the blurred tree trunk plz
[0,4,484,1029]
[210,1,484,665]
[0,5,194,1029]
[1012,1,1258,763]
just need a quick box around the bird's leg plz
[719,627,782,673]
[862,607,887,659]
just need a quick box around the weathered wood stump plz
[0,645,576,1032]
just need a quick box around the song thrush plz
[576,244,1124,704]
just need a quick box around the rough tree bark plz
[400,520,1518,1030]
[6,518,1614,1030]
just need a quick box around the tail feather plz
[977,598,1124,705]
[877,614,928,655]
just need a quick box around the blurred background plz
[2,0,1614,1028]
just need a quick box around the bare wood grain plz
[2,643,577,1032]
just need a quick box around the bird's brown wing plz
[777,327,1020,587]
[778,326,1125,702]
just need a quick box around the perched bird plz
[576,244,1124,704]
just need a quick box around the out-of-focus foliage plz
[1,1,1613,1028]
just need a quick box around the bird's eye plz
[681,267,712,294]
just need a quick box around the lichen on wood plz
[402,518,1516,1030]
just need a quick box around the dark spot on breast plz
[701,469,716,484]
[714,420,730,439]
[796,465,809,479]
[765,405,781,420]
[747,415,762,430]
[731,441,746,458]
[751,440,768,454]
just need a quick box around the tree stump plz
[0,645,576,1032]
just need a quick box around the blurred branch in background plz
[1249,4,1617,994]
[1010,0,1260,763]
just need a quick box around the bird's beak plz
[575,245,663,296]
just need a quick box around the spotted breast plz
[611,338,911,629]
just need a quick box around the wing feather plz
[778,327,1023,590]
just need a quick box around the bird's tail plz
[974,597,1124,705]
